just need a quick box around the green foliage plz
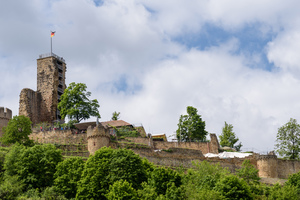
[184,161,230,191]
[0,115,34,146]
[219,122,242,151]
[113,126,140,137]
[53,157,85,199]
[0,147,10,176]
[286,170,300,194]
[176,106,207,142]
[0,175,24,200]
[214,175,253,200]
[275,118,300,160]
[58,82,100,122]
[76,147,148,200]
[4,144,63,189]
[236,160,260,184]
[111,111,121,121]
[148,167,182,196]
[268,183,299,200]
[17,187,67,200]
[106,179,138,200]
[137,182,158,200]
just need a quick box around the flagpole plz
[51,36,52,56]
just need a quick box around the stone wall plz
[0,107,12,137]
[19,88,41,125]
[29,129,87,145]
[153,134,219,154]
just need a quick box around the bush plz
[236,160,260,184]
[0,175,24,200]
[268,183,298,200]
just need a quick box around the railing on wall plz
[39,53,65,63]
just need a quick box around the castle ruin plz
[0,107,12,137]
[19,53,67,124]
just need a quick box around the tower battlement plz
[0,107,12,137]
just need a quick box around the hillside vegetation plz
[0,144,299,199]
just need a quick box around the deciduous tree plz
[111,111,120,121]
[0,115,33,146]
[176,106,207,142]
[275,118,300,160]
[219,122,242,151]
[4,144,63,189]
[58,82,100,122]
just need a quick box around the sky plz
[1,0,300,153]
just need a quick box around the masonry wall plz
[37,57,59,123]
[0,107,12,137]
[19,88,41,125]
[153,134,219,154]
[277,159,300,179]
[29,129,87,145]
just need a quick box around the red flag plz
[51,31,55,37]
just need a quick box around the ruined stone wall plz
[277,159,300,179]
[29,129,87,145]
[153,134,219,154]
[257,155,278,178]
[0,107,12,137]
[19,88,41,125]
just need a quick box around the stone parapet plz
[0,107,12,137]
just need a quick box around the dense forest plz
[0,144,299,200]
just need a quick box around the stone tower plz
[37,53,67,122]
[257,154,278,178]
[19,53,67,124]
[0,107,12,137]
[87,124,110,155]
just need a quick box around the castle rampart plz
[0,107,12,137]
[87,124,110,155]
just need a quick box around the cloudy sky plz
[2,0,300,152]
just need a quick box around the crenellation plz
[0,107,12,137]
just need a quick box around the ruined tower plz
[19,53,67,124]
[87,124,110,155]
[0,107,12,137]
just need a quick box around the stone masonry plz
[19,53,67,124]
[0,107,12,137]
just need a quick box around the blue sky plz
[1,0,300,152]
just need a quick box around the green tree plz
[148,167,182,196]
[4,144,63,189]
[106,180,138,200]
[286,170,300,194]
[268,183,298,200]
[236,160,260,184]
[53,157,85,199]
[76,147,148,200]
[176,106,207,142]
[57,82,100,122]
[219,122,242,151]
[111,111,120,121]
[0,115,33,146]
[275,118,300,160]
[183,160,229,198]
[214,175,253,200]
